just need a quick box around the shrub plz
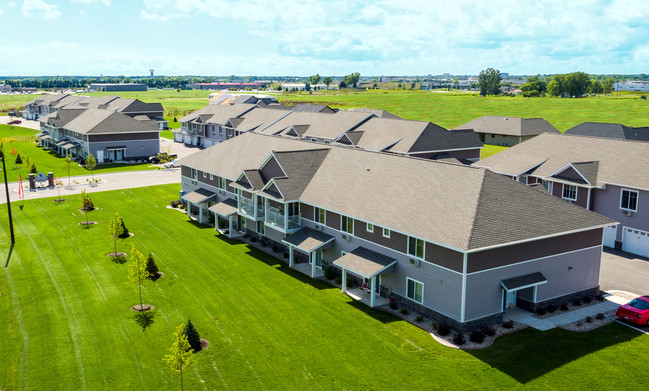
[415,315,424,323]
[15,153,22,166]
[250,237,257,243]
[546,304,557,313]
[596,294,606,302]
[436,323,452,336]
[183,318,201,352]
[117,217,129,238]
[80,189,94,211]
[431,321,438,330]
[536,308,547,316]
[30,162,38,173]
[596,313,605,320]
[323,266,336,280]
[502,320,514,329]
[469,330,486,343]
[335,277,342,285]
[452,333,466,346]
[399,308,409,315]
[572,299,582,306]
[585,316,594,323]
[146,253,159,278]
[260,238,268,247]
[170,200,179,208]
[583,296,592,304]
[481,325,496,337]
[560,303,569,311]
[576,320,583,327]
[244,233,250,239]
[389,302,398,310]
[346,277,354,288]
[272,244,280,253]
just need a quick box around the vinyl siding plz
[591,185,649,241]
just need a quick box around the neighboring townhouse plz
[174,104,257,147]
[564,122,649,142]
[178,132,613,330]
[475,132,649,258]
[38,107,160,162]
[23,93,81,120]
[348,107,402,119]
[258,110,375,143]
[454,115,560,146]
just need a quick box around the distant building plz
[280,83,330,91]
[186,82,266,90]
[614,81,649,92]
[0,85,12,93]
[88,83,148,92]
[454,116,560,147]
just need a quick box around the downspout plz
[460,252,468,323]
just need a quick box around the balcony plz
[265,206,300,231]
[239,197,255,216]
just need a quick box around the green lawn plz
[481,145,509,159]
[276,90,649,131]
[0,184,646,390]
[0,124,158,182]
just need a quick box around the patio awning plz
[182,188,217,204]
[333,247,397,279]
[282,227,335,253]
[62,143,79,150]
[208,198,238,217]
[35,132,46,137]
[40,135,52,140]
[55,140,68,147]
[501,272,547,291]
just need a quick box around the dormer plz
[549,161,599,186]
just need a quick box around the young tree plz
[127,244,151,311]
[85,153,97,181]
[109,212,125,255]
[322,77,333,88]
[146,252,159,278]
[478,68,502,96]
[29,162,37,174]
[183,317,202,352]
[63,156,73,187]
[80,189,94,227]
[164,323,194,391]
[14,153,22,169]
[23,155,32,170]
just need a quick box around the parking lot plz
[600,248,649,295]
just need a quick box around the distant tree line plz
[2,76,266,89]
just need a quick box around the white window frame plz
[310,138,318,142]
[620,188,639,212]
[562,184,577,201]
[209,174,214,180]
[324,140,332,144]
[228,129,233,137]
[219,177,227,190]
[407,236,425,259]
[203,172,207,178]
[366,223,374,233]
[314,207,326,224]
[382,228,391,238]
[341,215,354,235]
[406,277,424,304]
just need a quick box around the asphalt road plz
[600,248,649,295]
[0,116,41,130]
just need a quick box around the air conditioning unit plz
[623,210,633,217]
[409,258,420,267]
[314,224,322,231]
[341,233,350,241]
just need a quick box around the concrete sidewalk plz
[0,168,181,204]
[515,294,628,331]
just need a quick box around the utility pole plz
[1,150,15,243]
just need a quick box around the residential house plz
[564,122,649,142]
[174,104,257,147]
[475,133,649,258]
[38,107,160,162]
[454,115,560,146]
[178,132,613,329]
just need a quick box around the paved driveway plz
[0,116,41,130]
[600,248,649,295]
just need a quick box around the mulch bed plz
[78,207,98,213]
[130,304,155,312]
[198,338,210,351]
[53,199,66,203]
[78,221,98,226]
[106,252,127,258]
[150,272,164,281]
[558,312,616,332]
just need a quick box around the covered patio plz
[208,198,240,238]
[501,272,548,311]
[334,247,397,308]
[282,227,334,278]
[182,188,217,224]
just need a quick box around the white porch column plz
[311,252,316,278]
[341,269,347,293]
[289,246,294,267]
[370,276,377,308]
[186,201,191,217]
[198,206,204,224]
[228,216,233,238]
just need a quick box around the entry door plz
[97,150,104,163]
[309,250,322,268]
[116,149,123,161]
[505,290,517,309]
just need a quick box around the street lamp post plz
[1,150,15,244]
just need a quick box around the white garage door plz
[622,227,649,258]
[183,134,192,144]
[203,139,213,148]
[603,225,617,248]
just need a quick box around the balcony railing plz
[266,209,285,229]
[239,198,254,216]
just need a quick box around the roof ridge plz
[465,168,490,250]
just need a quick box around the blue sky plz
[2,0,649,76]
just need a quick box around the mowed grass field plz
[0,125,157,182]
[1,184,647,390]
[276,90,649,131]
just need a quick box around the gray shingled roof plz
[24,93,69,107]
[41,108,158,134]
[181,133,613,251]
[179,104,256,124]
[348,108,402,119]
[208,198,238,217]
[454,116,560,137]
[475,133,649,189]
[269,149,330,200]
[282,227,335,253]
[333,247,397,278]
[501,272,547,290]
[565,122,649,142]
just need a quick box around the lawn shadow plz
[344,299,401,325]
[4,242,14,268]
[467,323,642,384]
[134,311,155,331]
[188,220,214,230]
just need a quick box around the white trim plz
[406,277,424,304]
[619,188,639,212]
[600,181,649,193]
[261,178,286,199]
[366,222,374,233]
[460,253,468,322]
[467,244,603,275]
[561,183,578,201]
[500,280,548,292]
[256,151,288,177]
[406,146,485,155]
[550,162,591,185]
[382,227,391,238]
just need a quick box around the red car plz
[616,296,649,325]
[8,119,21,125]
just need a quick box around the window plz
[257,221,265,235]
[562,184,577,201]
[209,174,214,180]
[324,140,332,144]
[219,128,223,135]
[408,236,424,259]
[341,215,354,235]
[517,176,527,184]
[366,223,374,233]
[219,177,227,190]
[620,189,638,211]
[541,180,550,191]
[228,129,233,137]
[314,207,326,224]
[191,169,198,180]
[203,172,207,178]
[382,228,391,238]
[490,134,495,138]
[406,278,424,304]
[311,138,318,142]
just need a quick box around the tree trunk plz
[114,237,117,256]
[139,283,143,311]
[180,369,184,391]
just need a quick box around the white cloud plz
[79,10,86,18]
[0,9,4,16]
[22,0,61,19]
[8,2,16,7]
[71,0,111,5]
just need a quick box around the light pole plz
[1,149,15,244]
